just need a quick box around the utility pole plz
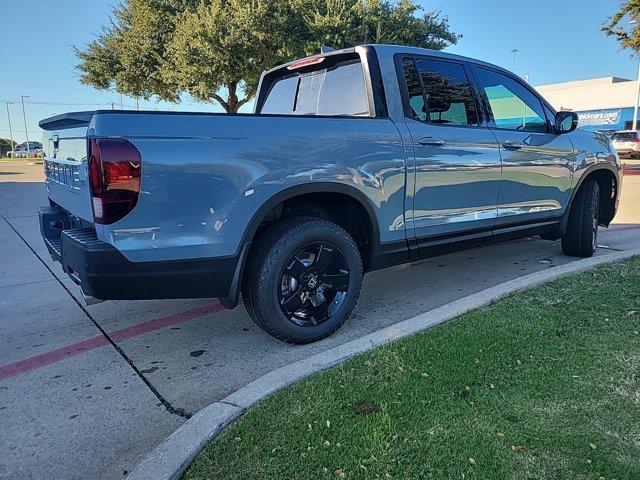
[20,95,30,158]
[4,102,14,157]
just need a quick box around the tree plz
[603,0,640,53]
[76,0,459,113]
[163,0,309,112]
[0,139,16,157]
[75,0,199,102]
[306,0,459,51]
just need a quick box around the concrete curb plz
[127,248,640,480]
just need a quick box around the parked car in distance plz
[611,130,640,158]
[38,44,621,343]
[13,141,43,158]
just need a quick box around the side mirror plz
[555,111,578,134]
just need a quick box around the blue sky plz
[0,0,635,144]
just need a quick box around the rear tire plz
[561,179,600,257]
[242,217,363,344]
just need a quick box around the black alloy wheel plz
[242,217,363,344]
[278,242,350,327]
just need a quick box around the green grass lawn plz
[184,258,640,480]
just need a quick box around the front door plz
[400,56,502,245]
[470,65,575,227]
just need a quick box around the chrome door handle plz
[417,137,445,147]
[502,140,523,150]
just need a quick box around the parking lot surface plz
[1,160,639,479]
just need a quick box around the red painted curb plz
[622,163,640,175]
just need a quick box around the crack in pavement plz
[2,217,192,419]
[0,278,55,289]
[596,244,624,251]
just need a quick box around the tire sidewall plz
[563,178,600,257]
[255,219,362,343]
[588,181,600,253]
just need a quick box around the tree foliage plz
[603,0,640,54]
[163,0,308,111]
[307,0,458,51]
[0,139,16,157]
[76,0,459,113]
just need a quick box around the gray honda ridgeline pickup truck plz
[39,44,621,343]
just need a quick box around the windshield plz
[612,132,638,141]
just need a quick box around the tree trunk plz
[211,83,249,114]
[226,82,240,114]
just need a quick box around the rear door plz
[470,65,574,227]
[399,56,502,243]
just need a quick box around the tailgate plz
[40,112,94,222]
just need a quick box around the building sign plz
[577,109,621,127]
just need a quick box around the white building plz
[534,76,638,133]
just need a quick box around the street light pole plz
[20,95,30,157]
[630,20,639,131]
[5,102,14,157]
[510,48,519,72]
[633,58,640,131]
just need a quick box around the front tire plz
[561,179,600,257]
[243,217,363,344]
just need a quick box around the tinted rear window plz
[612,132,638,141]
[260,60,370,117]
[413,58,478,126]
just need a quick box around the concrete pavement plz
[1,160,638,479]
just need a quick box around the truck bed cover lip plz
[39,111,97,130]
[39,110,384,133]
[39,110,235,130]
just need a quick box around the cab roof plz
[266,44,512,78]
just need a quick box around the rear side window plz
[405,57,478,126]
[472,66,548,132]
[261,60,370,117]
[612,132,638,141]
[402,58,427,121]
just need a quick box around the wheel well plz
[583,169,618,226]
[249,192,375,271]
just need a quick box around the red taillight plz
[88,138,141,224]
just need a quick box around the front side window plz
[261,60,370,117]
[410,57,478,126]
[472,66,548,132]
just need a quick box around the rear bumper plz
[614,146,640,156]
[38,205,238,300]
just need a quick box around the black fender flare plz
[240,182,381,250]
[560,163,620,235]
[220,182,382,309]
